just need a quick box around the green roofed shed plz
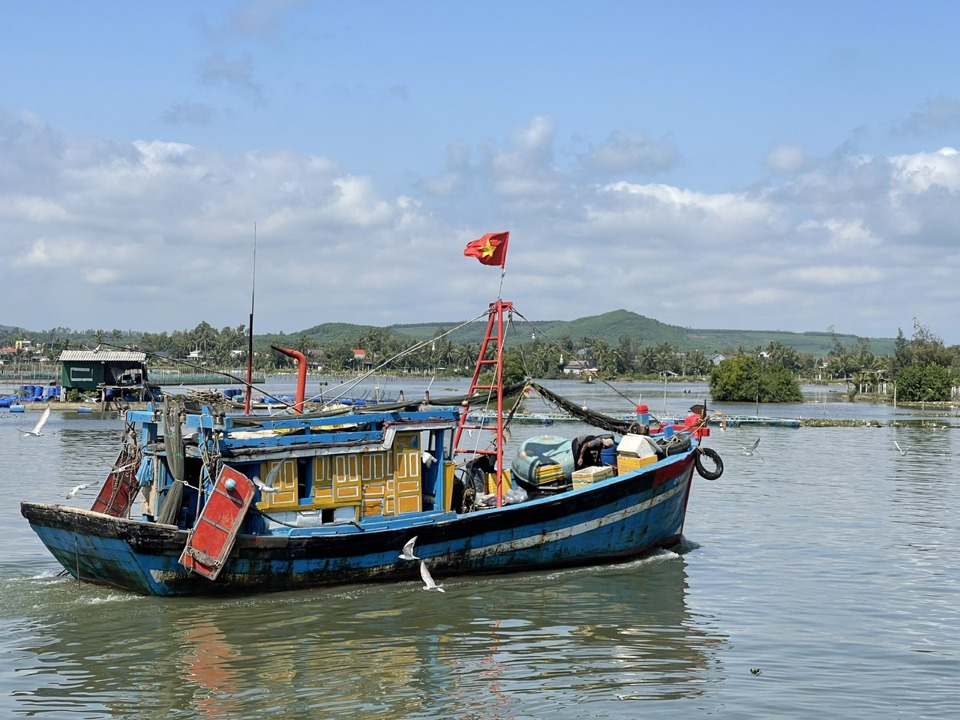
[58,350,148,391]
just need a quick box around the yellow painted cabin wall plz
[254,432,425,518]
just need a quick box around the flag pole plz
[497,233,509,300]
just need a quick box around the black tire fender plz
[695,446,724,480]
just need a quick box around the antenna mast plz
[244,223,257,414]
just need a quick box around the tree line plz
[710,319,959,402]
[3,318,958,402]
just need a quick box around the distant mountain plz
[259,322,371,348]
[387,310,685,347]
[386,309,896,356]
[2,312,897,357]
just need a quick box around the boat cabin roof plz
[127,404,462,455]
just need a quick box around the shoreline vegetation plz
[3,369,958,424]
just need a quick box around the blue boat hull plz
[21,452,695,596]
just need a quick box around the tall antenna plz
[244,223,257,414]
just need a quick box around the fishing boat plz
[706,413,801,429]
[20,240,725,597]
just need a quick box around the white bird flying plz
[111,461,136,474]
[399,536,420,561]
[894,441,911,456]
[739,438,765,462]
[265,461,284,484]
[420,560,445,592]
[66,484,89,499]
[252,461,284,493]
[252,477,279,494]
[21,407,51,437]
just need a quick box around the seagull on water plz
[399,536,420,561]
[894,441,912,456]
[739,438,765,462]
[20,407,51,437]
[420,560,445,592]
[66,484,90,499]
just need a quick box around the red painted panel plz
[90,446,141,517]
[179,466,255,581]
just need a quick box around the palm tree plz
[590,338,611,374]
[636,346,658,374]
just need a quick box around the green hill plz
[386,310,895,356]
[258,322,371,349]
[2,312,896,358]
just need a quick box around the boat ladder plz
[453,299,512,506]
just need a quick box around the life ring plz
[695,447,724,480]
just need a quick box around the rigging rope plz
[525,381,645,435]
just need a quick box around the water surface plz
[2,379,958,718]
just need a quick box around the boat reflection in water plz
[9,541,723,717]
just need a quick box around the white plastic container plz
[616,433,659,459]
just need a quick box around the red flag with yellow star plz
[464,231,509,267]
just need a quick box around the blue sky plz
[2,1,960,345]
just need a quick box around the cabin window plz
[297,458,311,505]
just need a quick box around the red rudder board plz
[90,445,142,517]
[179,466,255,580]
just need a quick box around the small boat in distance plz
[21,241,725,597]
[707,413,801,429]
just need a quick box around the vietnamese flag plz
[464,231,510,267]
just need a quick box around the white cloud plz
[198,51,264,105]
[895,96,960,135]
[889,147,960,193]
[490,116,562,201]
[766,144,807,174]
[85,267,120,284]
[779,265,886,286]
[230,0,306,40]
[797,218,880,252]
[587,182,782,245]
[0,195,67,222]
[2,112,960,343]
[162,101,218,126]
[317,176,396,227]
[581,128,679,175]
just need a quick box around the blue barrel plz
[637,404,650,425]
[600,446,617,467]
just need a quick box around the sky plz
[2,1,960,345]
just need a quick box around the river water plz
[1,377,958,719]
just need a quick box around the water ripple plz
[3,397,960,718]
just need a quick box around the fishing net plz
[157,399,186,526]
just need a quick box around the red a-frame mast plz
[453,299,512,507]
